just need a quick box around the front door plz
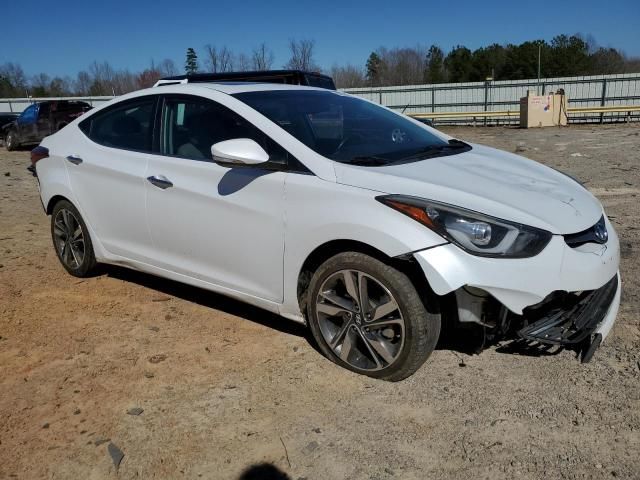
[17,104,38,142]
[144,94,287,302]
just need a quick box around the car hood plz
[333,143,603,234]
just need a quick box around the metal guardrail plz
[411,110,519,119]
[409,105,640,124]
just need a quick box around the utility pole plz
[537,43,542,94]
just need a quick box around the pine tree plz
[425,45,445,83]
[365,52,383,86]
[185,48,199,74]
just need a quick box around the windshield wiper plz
[397,139,470,162]
[348,156,390,166]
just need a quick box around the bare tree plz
[31,73,51,92]
[0,62,28,96]
[89,61,116,95]
[205,45,234,72]
[158,58,178,76]
[252,43,275,70]
[285,39,319,71]
[137,68,162,89]
[48,77,73,96]
[372,46,428,86]
[330,64,366,88]
[236,53,251,71]
[112,70,137,95]
[75,71,92,95]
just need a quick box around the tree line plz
[338,35,640,88]
[1,35,639,97]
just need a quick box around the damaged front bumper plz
[413,215,621,361]
[517,273,620,362]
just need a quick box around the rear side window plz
[79,97,156,152]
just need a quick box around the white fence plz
[343,73,640,123]
[2,73,640,124]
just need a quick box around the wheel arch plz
[296,239,440,318]
[46,194,72,215]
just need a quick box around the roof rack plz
[153,70,336,90]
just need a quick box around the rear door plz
[143,93,287,301]
[35,102,51,139]
[68,96,159,261]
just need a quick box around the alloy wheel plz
[53,208,85,269]
[315,269,405,371]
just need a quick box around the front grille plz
[564,215,608,248]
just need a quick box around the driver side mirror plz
[211,138,269,166]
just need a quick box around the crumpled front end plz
[413,215,621,361]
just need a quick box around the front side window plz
[19,105,38,125]
[234,90,463,166]
[160,96,288,165]
[79,97,156,152]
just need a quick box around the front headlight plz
[378,195,552,258]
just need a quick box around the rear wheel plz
[307,252,440,381]
[5,130,19,151]
[51,200,97,277]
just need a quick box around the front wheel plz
[5,130,19,151]
[307,252,440,381]
[51,200,97,277]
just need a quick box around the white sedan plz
[31,82,621,381]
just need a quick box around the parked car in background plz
[0,112,20,144]
[4,100,92,150]
[30,82,620,381]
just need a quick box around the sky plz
[3,0,639,78]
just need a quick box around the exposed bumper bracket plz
[517,275,618,351]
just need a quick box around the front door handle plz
[66,154,83,165]
[147,175,173,189]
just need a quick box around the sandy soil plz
[0,124,639,480]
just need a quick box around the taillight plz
[30,146,49,165]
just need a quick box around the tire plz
[5,130,19,151]
[51,200,97,277]
[307,252,440,381]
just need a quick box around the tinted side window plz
[79,98,156,152]
[19,105,38,124]
[161,96,288,165]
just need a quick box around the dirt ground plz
[1,124,639,480]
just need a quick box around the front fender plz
[279,174,447,321]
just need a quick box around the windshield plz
[233,90,465,165]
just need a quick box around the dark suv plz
[3,100,92,150]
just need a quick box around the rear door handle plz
[66,154,83,165]
[147,175,173,189]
